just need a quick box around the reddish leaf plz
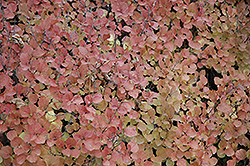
[210,157,218,165]
[0,146,13,159]
[186,128,196,138]
[35,134,46,144]
[122,153,131,164]
[0,124,7,133]
[124,127,137,137]
[105,107,114,121]
[237,125,247,135]
[227,159,236,166]
[33,145,41,155]
[7,130,17,141]
[189,40,201,50]
[85,95,93,106]
[19,106,30,118]
[177,158,187,166]
[236,149,247,160]
[0,94,4,103]
[225,148,234,156]
[65,137,76,149]
[47,139,56,147]
[55,139,65,149]
[11,137,24,148]
[144,161,154,166]
[52,36,60,43]
[110,98,119,109]
[48,79,58,87]
[14,147,25,155]
[79,46,88,56]
[33,47,46,57]
[122,26,132,32]
[175,37,183,47]
[0,73,13,87]
[16,154,26,165]
[85,112,95,121]
[111,150,122,162]
[50,129,62,140]
[62,148,71,157]
[86,106,96,114]
[28,93,38,104]
[123,81,134,91]
[128,89,140,98]
[84,139,95,151]
[233,120,242,127]
[128,110,139,119]
[38,96,50,110]
[164,41,174,52]
[100,63,111,72]
[71,149,81,158]
[4,9,15,19]
[72,95,83,104]
[27,151,38,163]
[218,103,232,114]
[71,32,79,42]
[34,74,47,84]
[20,53,30,70]
[92,93,103,103]
[189,140,199,149]
[127,141,139,153]
[8,3,17,12]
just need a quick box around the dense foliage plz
[0,0,249,165]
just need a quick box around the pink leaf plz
[35,135,46,144]
[62,148,71,157]
[79,46,88,56]
[218,103,232,114]
[8,3,17,12]
[71,149,81,158]
[189,40,201,50]
[127,141,139,153]
[16,154,26,165]
[175,37,183,47]
[0,146,13,159]
[19,106,30,118]
[27,151,38,163]
[100,63,111,72]
[177,158,187,166]
[144,161,154,166]
[128,110,139,119]
[128,89,140,98]
[164,41,174,52]
[124,127,137,137]
[85,112,95,121]
[186,128,196,138]
[236,149,247,160]
[85,95,93,106]
[38,96,50,110]
[20,53,30,70]
[92,93,103,103]
[122,26,132,32]
[33,47,46,57]
[4,9,15,19]
[7,130,17,141]
[72,95,84,105]
[86,106,96,114]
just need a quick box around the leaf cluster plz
[0,0,249,166]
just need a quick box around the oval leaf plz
[124,127,137,137]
